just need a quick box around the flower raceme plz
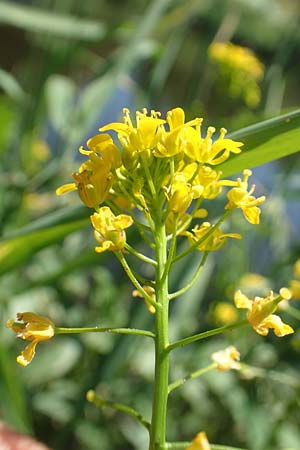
[234,288,294,337]
[6,313,55,366]
[56,107,265,254]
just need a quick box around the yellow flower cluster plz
[57,107,265,253]
[208,42,264,107]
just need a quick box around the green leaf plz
[0,206,89,276]
[0,2,106,41]
[219,109,300,176]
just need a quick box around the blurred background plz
[1,0,300,449]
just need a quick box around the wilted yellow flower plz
[56,134,120,208]
[100,108,165,155]
[234,288,294,337]
[91,206,133,253]
[6,312,55,366]
[211,346,241,371]
[185,431,211,450]
[132,285,156,313]
[225,169,266,224]
[184,222,241,252]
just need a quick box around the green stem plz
[125,243,157,266]
[167,320,248,353]
[87,390,151,431]
[173,209,232,263]
[168,363,216,393]
[149,220,170,450]
[161,215,178,283]
[116,251,160,310]
[284,304,300,321]
[169,252,208,300]
[55,326,155,339]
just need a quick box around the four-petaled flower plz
[211,346,241,371]
[225,169,266,224]
[185,431,211,450]
[234,288,294,336]
[6,313,55,366]
[91,206,133,253]
[184,222,241,252]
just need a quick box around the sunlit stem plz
[169,252,208,300]
[116,251,160,310]
[149,220,170,450]
[168,363,216,393]
[173,209,233,263]
[87,390,151,431]
[55,326,155,339]
[166,319,248,353]
[125,243,157,266]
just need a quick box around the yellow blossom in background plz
[6,313,55,366]
[225,169,266,224]
[293,259,300,278]
[214,302,238,325]
[185,431,211,450]
[184,222,241,252]
[290,280,300,300]
[208,41,264,107]
[91,206,133,253]
[132,285,156,313]
[234,288,294,337]
[211,346,241,371]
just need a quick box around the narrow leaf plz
[219,109,300,176]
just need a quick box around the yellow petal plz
[234,290,253,310]
[56,183,77,196]
[17,340,39,366]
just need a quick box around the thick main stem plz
[149,221,170,450]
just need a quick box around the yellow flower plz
[132,285,156,314]
[6,312,55,366]
[185,431,211,450]
[211,346,241,371]
[234,288,294,337]
[168,173,203,215]
[181,125,243,165]
[184,222,241,252]
[182,164,232,199]
[225,169,266,224]
[56,134,120,208]
[90,206,133,253]
[100,108,165,154]
[155,107,202,157]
